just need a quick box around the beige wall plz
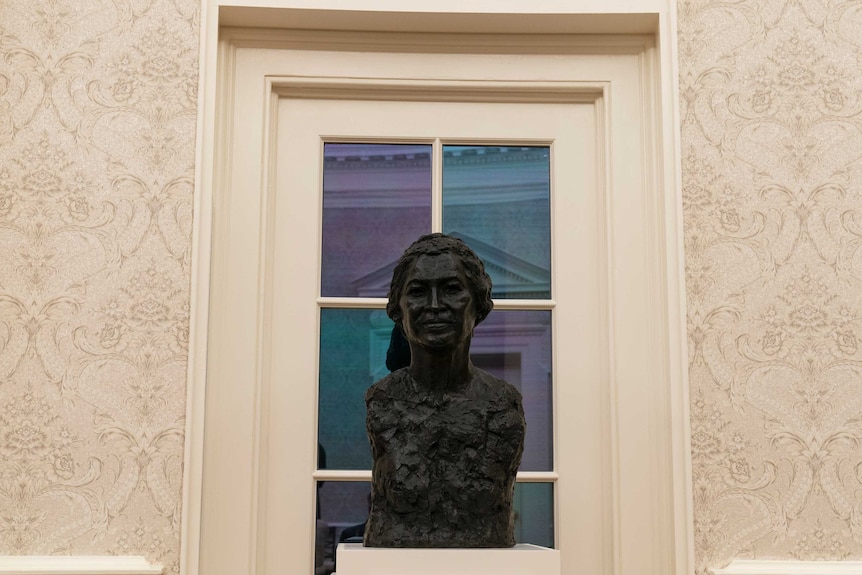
[0,0,198,569]
[3,0,862,572]
[680,0,862,571]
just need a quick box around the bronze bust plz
[364,233,526,547]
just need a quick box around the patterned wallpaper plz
[3,0,862,572]
[678,0,862,572]
[0,0,198,569]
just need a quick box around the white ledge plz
[0,556,163,575]
[713,560,862,575]
[334,543,559,575]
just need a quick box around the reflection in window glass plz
[318,309,393,470]
[514,482,555,548]
[318,309,552,472]
[313,480,554,572]
[316,481,371,575]
[442,146,551,299]
[321,143,432,298]
[315,481,554,573]
[473,310,553,472]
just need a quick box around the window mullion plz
[432,138,443,232]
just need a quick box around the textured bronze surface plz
[365,234,526,548]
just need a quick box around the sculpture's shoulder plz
[470,368,525,463]
[470,367,523,407]
[365,368,411,404]
[365,369,413,438]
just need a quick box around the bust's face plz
[399,252,477,351]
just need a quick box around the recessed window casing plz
[185,4,689,575]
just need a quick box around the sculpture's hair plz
[386,233,494,326]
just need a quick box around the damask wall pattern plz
[678,0,862,572]
[4,0,862,571]
[0,0,198,569]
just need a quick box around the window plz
[315,144,555,571]
[198,22,685,575]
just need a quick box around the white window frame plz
[183,3,690,575]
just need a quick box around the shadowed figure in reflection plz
[385,324,411,372]
[364,233,526,548]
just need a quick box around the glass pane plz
[318,309,552,472]
[472,310,553,472]
[316,481,372,575]
[322,143,432,297]
[514,482,555,548]
[442,145,551,299]
[318,309,392,470]
[314,480,554,569]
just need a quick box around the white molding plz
[713,560,862,575]
[273,77,607,103]
[180,1,219,574]
[335,543,561,575]
[0,556,162,575]
[217,4,663,36]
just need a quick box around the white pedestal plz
[334,543,561,575]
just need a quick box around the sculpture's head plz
[387,234,493,348]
